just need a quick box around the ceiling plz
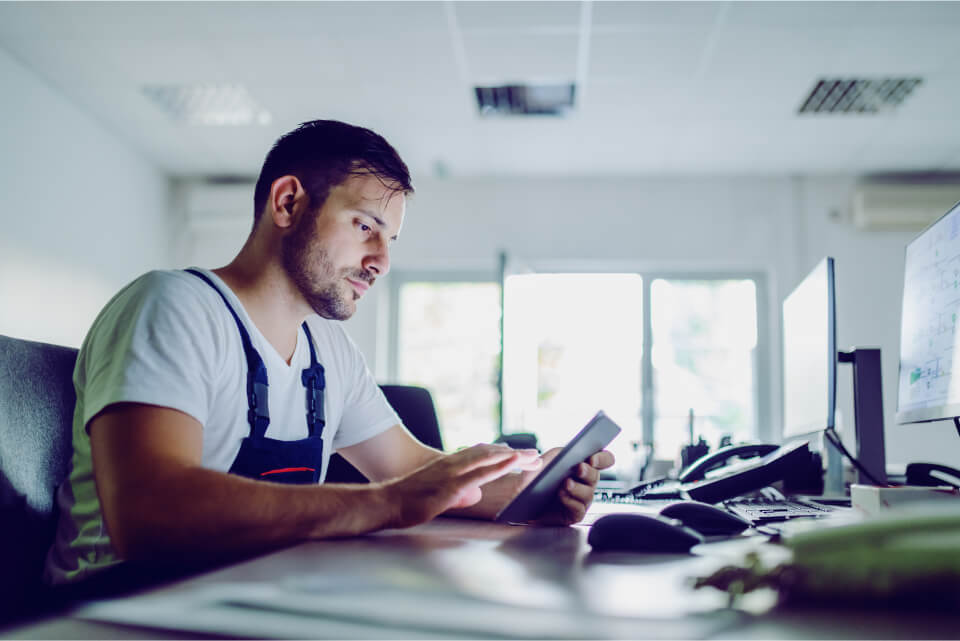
[2,1,960,178]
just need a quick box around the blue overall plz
[186,269,326,485]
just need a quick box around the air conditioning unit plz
[852,184,960,231]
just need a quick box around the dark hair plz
[253,120,413,222]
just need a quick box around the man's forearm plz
[102,465,396,562]
[90,405,542,564]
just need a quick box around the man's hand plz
[383,444,541,529]
[524,448,616,526]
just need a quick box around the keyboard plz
[722,495,835,523]
[594,476,685,503]
[594,482,840,525]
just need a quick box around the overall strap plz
[185,269,270,439]
[300,323,326,436]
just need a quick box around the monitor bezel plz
[895,199,960,425]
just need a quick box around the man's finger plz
[446,445,519,474]
[589,450,616,470]
[564,477,595,505]
[573,462,599,486]
[514,457,543,472]
[458,454,522,489]
[558,492,586,525]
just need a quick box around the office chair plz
[0,335,78,625]
[325,384,444,483]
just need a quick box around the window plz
[502,274,644,472]
[502,271,767,473]
[391,275,500,450]
[650,278,760,458]
[391,270,769,469]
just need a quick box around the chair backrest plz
[0,335,78,623]
[379,384,444,451]
[325,384,444,483]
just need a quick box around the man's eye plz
[359,223,371,232]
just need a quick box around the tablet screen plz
[495,411,621,523]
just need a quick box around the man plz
[45,120,614,586]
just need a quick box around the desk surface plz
[3,516,959,640]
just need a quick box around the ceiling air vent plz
[798,77,922,114]
[474,83,576,117]
[142,84,272,126]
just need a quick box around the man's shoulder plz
[111,269,222,309]
[87,269,228,344]
[134,268,215,295]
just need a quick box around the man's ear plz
[268,175,308,230]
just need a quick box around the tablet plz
[495,410,622,524]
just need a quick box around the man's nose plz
[363,239,390,277]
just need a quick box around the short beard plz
[281,209,356,321]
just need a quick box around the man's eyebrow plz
[356,208,399,241]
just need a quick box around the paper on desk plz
[75,579,744,639]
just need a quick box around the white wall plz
[177,172,960,471]
[390,175,794,434]
[386,175,960,468]
[0,47,174,348]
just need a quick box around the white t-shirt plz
[44,269,399,585]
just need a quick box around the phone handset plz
[906,462,960,489]
[678,442,779,483]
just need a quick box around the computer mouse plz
[587,513,705,553]
[659,501,751,536]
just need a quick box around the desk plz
[3,517,959,639]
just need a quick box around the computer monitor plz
[782,257,843,492]
[896,199,960,425]
[783,257,837,438]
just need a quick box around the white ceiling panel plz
[208,38,350,87]
[463,32,579,83]
[706,26,860,76]
[589,30,708,82]
[727,1,960,28]
[217,1,448,38]
[454,1,580,33]
[661,118,885,173]
[833,26,960,75]
[2,0,959,177]
[583,78,695,121]
[900,72,960,118]
[691,65,835,121]
[3,1,447,40]
[592,1,725,30]
[85,39,227,85]
[0,36,123,89]
[306,33,462,87]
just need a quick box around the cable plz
[823,426,890,487]
[954,416,960,440]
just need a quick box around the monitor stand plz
[838,347,887,486]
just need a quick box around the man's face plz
[281,173,405,320]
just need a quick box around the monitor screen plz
[783,257,837,439]
[897,199,960,424]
